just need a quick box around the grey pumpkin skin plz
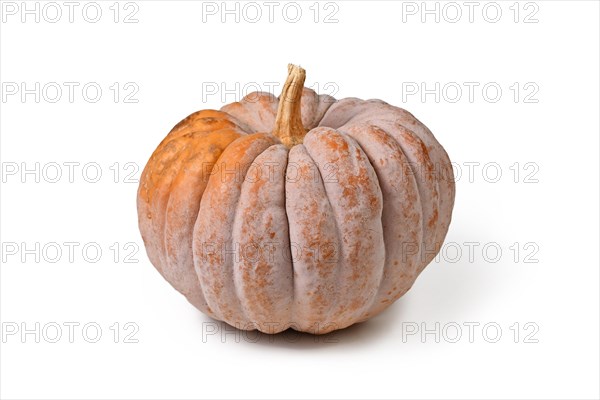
[137,65,455,334]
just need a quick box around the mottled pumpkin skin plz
[137,88,455,334]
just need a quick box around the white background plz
[1,1,599,399]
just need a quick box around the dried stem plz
[273,64,307,148]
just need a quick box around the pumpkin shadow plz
[408,230,512,321]
[201,299,408,350]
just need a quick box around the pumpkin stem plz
[273,64,306,148]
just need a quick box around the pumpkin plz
[137,65,455,334]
